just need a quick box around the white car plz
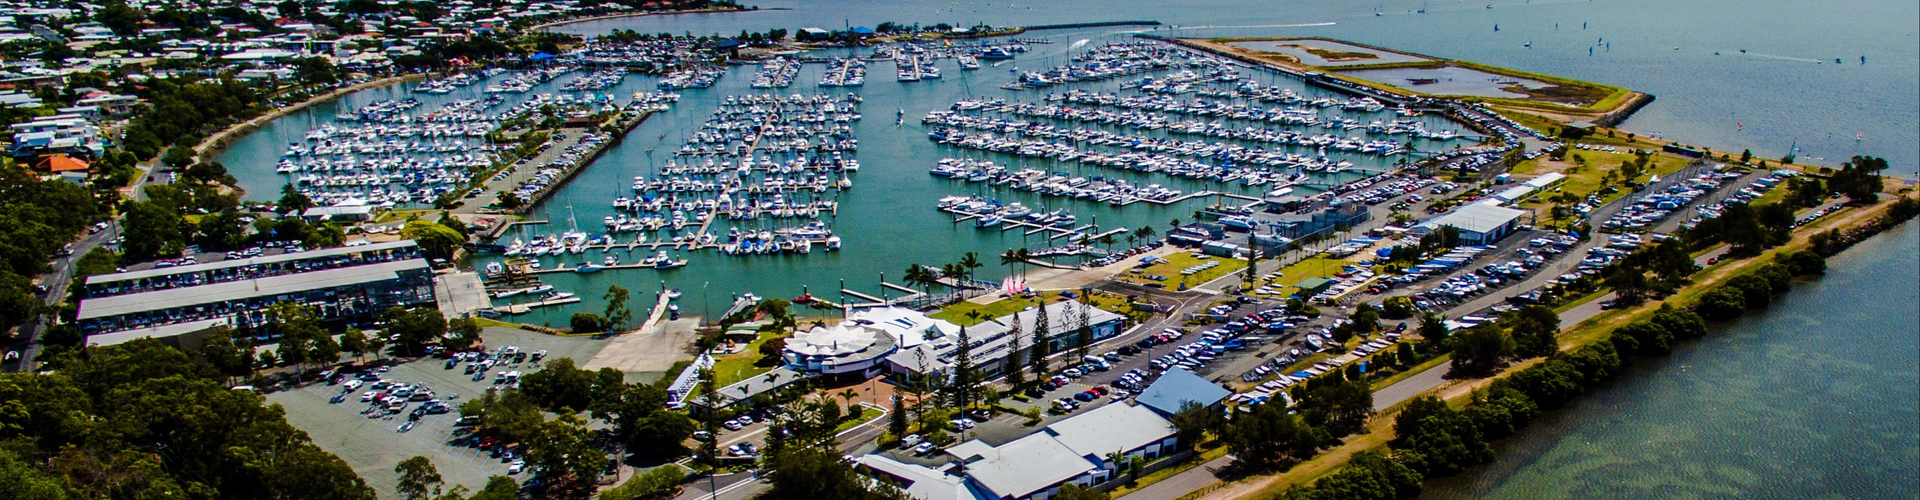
[913,442,937,455]
[1110,390,1131,400]
[722,420,744,431]
[507,461,525,475]
[900,434,922,447]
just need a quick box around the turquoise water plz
[1423,221,1920,498]
[221,31,1459,323]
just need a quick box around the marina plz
[220,31,1484,324]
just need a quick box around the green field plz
[1251,257,1353,297]
[1114,252,1249,291]
[931,290,1133,326]
[709,333,780,387]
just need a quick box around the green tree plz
[1294,450,1423,500]
[1695,286,1748,321]
[571,312,607,333]
[1169,400,1216,449]
[1506,305,1560,358]
[525,413,608,488]
[446,317,483,350]
[760,444,902,500]
[401,219,466,261]
[605,285,633,331]
[1389,397,1493,477]
[1054,483,1111,500]
[466,476,521,500]
[394,456,444,500]
[383,306,447,356]
[279,183,314,214]
[1448,325,1513,375]
[1225,402,1325,471]
[121,200,186,259]
[888,393,908,438]
[600,465,686,500]
[340,327,370,362]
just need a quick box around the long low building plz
[858,402,1180,500]
[782,300,1125,383]
[1416,202,1528,245]
[75,242,437,345]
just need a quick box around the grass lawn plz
[1512,148,1696,229]
[833,406,881,434]
[709,333,780,387]
[1113,251,1250,292]
[1368,353,1450,391]
[1553,289,1611,314]
[931,290,1134,326]
[1105,442,1231,497]
[1250,257,1352,297]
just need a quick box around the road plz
[1121,166,1806,500]
[5,162,166,371]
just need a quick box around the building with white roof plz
[1416,202,1527,245]
[784,306,956,377]
[868,402,1179,500]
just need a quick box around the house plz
[34,153,89,173]
[1134,367,1231,416]
[75,93,139,115]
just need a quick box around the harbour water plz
[221,30,1470,325]
[1423,221,1920,498]
[554,0,1920,171]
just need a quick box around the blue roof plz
[1135,368,1231,416]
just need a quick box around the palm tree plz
[1097,233,1117,253]
[837,388,861,414]
[959,251,983,281]
[1134,225,1156,242]
[1000,249,1021,277]
[1015,248,1032,274]
[904,264,931,294]
[942,263,966,287]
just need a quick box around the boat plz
[574,263,603,273]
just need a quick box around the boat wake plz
[1195,21,1338,29]
[1738,52,1823,63]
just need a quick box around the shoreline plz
[1194,192,1918,500]
[529,6,781,32]
[191,73,428,196]
[1172,36,1646,123]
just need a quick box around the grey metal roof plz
[1044,402,1177,459]
[963,433,1096,499]
[76,259,428,320]
[86,240,419,285]
[1428,203,1526,234]
[1135,367,1232,416]
[85,317,232,346]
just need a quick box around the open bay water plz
[1424,221,1920,498]
[556,0,1920,171]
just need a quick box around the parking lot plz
[269,328,611,496]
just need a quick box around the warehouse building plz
[75,241,436,345]
[1417,203,1528,245]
